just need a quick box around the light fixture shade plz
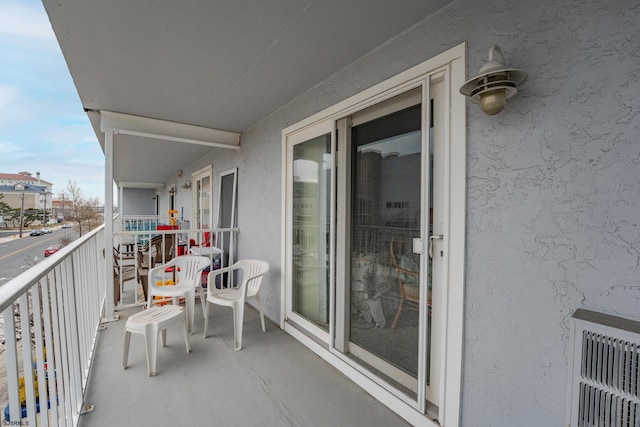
[460,46,527,115]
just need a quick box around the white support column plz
[104,129,117,321]
[118,185,123,216]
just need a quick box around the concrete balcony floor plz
[80,302,408,426]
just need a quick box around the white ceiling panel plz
[44,0,449,185]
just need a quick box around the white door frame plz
[281,43,466,426]
[283,121,336,340]
[191,164,213,229]
[334,80,445,409]
[217,167,238,267]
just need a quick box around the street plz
[0,226,78,286]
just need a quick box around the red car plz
[44,245,62,257]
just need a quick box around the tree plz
[0,194,11,228]
[62,181,102,236]
[1,207,40,229]
[21,209,42,228]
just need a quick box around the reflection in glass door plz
[336,81,444,411]
[291,134,331,330]
[347,100,425,389]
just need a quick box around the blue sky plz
[0,0,105,202]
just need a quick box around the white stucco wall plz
[177,0,639,425]
[121,188,156,215]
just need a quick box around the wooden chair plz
[136,246,156,301]
[112,250,136,305]
[390,238,421,329]
[139,234,174,265]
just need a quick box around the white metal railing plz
[116,215,189,235]
[0,225,106,426]
[118,215,167,233]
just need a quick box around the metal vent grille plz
[567,310,640,427]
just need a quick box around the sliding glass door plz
[344,90,425,389]
[285,77,446,412]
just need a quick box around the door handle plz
[429,234,443,259]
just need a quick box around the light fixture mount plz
[460,45,527,115]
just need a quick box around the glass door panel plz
[348,104,423,380]
[292,134,331,330]
[217,169,238,267]
[192,166,212,230]
[196,176,211,229]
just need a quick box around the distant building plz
[0,172,55,223]
[0,171,53,190]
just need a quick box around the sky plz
[0,0,105,202]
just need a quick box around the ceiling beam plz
[117,181,166,189]
[100,110,241,149]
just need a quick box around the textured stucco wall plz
[121,188,156,215]
[177,0,640,425]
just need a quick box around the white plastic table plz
[189,246,223,257]
[123,305,190,376]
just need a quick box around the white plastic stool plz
[123,305,190,376]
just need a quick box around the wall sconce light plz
[459,45,527,115]
[181,181,192,191]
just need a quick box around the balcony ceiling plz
[43,0,448,187]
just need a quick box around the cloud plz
[0,140,26,157]
[0,85,31,127]
[0,2,56,41]
[0,85,22,109]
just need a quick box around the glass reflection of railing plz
[352,224,419,265]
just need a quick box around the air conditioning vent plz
[567,309,640,427]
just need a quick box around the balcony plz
[80,305,406,426]
[0,224,406,426]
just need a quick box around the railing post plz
[67,253,94,419]
[3,305,21,423]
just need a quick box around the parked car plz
[61,223,71,229]
[30,229,44,236]
[42,227,53,234]
[44,244,62,257]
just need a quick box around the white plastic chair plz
[146,255,210,334]
[203,259,270,350]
